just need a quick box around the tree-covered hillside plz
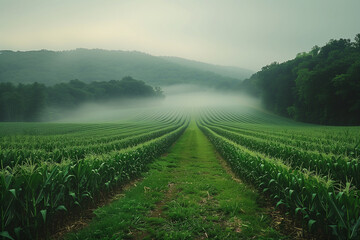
[0,49,249,88]
[0,77,162,121]
[161,56,253,80]
[242,34,360,125]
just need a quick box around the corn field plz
[198,107,360,239]
[1,106,360,239]
[0,109,189,239]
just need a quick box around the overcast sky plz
[1,0,359,71]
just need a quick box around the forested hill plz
[0,77,163,121]
[161,56,253,80]
[0,49,251,87]
[241,34,360,125]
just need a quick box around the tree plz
[154,87,164,98]
[355,33,360,48]
[24,82,46,121]
[310,45,320,56]
[243,33,360,125]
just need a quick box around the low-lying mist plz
[161,84,260,108]
[43,85,261,123]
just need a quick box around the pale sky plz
[1,0,359,71]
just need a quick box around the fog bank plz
[43,85,261,122]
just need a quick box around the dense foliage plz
[0,77,163,121]
[0,82,46,122]
[0,49,247,87]
[199,107,360,239]
[242,34,360,125]
[0,110,188,239]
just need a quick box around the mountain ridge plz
[161,56,254,80]
[0,49,252,87]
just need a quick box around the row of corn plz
[198,107,360,239]
[0,116,188,239]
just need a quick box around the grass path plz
[65,121,285,239]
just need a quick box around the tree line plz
[241,33,360,125]
[0,77,164,121]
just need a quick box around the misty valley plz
[1,3,360,239]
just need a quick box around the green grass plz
[65,120,284,240]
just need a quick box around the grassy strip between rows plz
[0,122,188,240]
[65,120,284,240]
